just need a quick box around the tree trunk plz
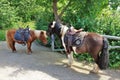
[53,0,61,23]
[53,0,72,23]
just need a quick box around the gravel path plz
[0,41,120,80]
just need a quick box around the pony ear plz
[40,31,44,35]
[51,21,56,28]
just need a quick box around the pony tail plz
[98,38,109,69]
[6,30,11,48]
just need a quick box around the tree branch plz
[53,0,61,22]
[59,0,72,18]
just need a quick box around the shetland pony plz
[47,21,109,73]
[6,29,47,54]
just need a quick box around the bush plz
[0,0,19,29]
[0,30,6,41]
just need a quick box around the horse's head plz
[39,31,48,45]
[47,21,62,36]
[47,21,56,36]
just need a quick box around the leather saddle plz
[14,26,30,45]
[64,28,84,47]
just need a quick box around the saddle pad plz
[14,28,30,42]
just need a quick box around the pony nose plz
[44,40,48,45]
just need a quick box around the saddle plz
[14,26,30,45]
[64,28,86,48]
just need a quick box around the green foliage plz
[0,0,53,29]
[0,0,19,28]
[74,53,94,63]
[109,0,120,9]
[62,0,108,30]
[0,30,6,41]
[109,50,120,69]
[95,8,120,35]
[16,21,36,29]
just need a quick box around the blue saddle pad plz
[14,28,30,42]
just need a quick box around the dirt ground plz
[0,41,120,80]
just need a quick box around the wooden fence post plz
[51,34,55,51]
[51,34,65,51]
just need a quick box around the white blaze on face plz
[51,21,56,28]
[34,30,41,38]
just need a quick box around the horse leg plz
[12,42,16,52]
[61,37,67,51]
[27,42,32,54]
[90,53,100,73]
[91,63,99,73]
[67,52,74,67]
[9,41,16,52]
[72,47,77,54]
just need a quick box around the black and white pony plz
[47,21,109,73]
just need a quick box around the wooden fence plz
[103,35,120,49]
[51,34,120,51]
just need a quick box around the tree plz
[0,0,18,28]
[53,0,72,23]
[109,0,120,10]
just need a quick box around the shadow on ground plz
[0,41,120,80]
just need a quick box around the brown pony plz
[6,29,47,54]
[47,21,109,73]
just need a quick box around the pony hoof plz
[63,63,71,68]
[27,51,32,55]
[90,70,99,74]
[27,52,32,55]
[12,51,17,53]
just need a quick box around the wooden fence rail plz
[51,34,120,51]
[103,35,120,50]
[103,35,120,40]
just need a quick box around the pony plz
[6,28,47,54]
[47,21,109,73]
